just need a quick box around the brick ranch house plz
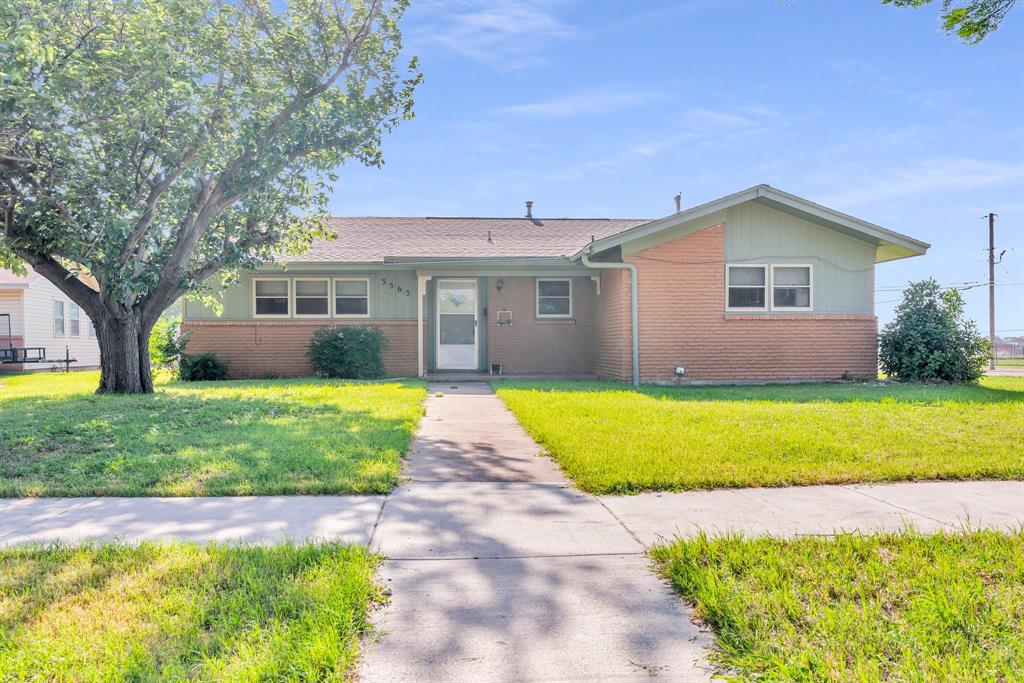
[182,185,929,384]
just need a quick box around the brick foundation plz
[181,320,422,378]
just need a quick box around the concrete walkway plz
[358,383,713,682]
[2,383,1022,681]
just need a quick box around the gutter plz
[581,253,639,386]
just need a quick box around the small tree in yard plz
[879,278,991,383]
[0,0,419,393]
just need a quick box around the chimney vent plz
[525,200,533,219]
[674,193,682,213]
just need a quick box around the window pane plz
[538,280,570,297]
[54,301,64,335]
[295,280,328,297]
[255,280,288,296]
[538,298,571,315]
[336,297,368,315]
[774,267,810,287]
[439,286,475,313]
[440,314,475,344]
[296,297,328,315]
[728,266,765,286]
[255,297,289,315]
[335,280,368,297]
[728,287,765,308]
[774,287,810,308]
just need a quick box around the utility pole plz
[987,212,996,371]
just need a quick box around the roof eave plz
[572,184,929,263]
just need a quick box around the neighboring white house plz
[0,265,100,371]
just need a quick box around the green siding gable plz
[724,203,875,314]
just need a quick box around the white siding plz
[0,290,24,339]
[22,277,100,368]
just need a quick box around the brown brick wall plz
[616,223,878,382]
[592,269,631,380]
[486,276,596,375]
[181,320,423,378]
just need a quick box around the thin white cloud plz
[814,158,1024,207]
[411,2,573,70]
[494,86,666,117]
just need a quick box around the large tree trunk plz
[95,314,154,394]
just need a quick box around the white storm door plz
[436,279,478,370]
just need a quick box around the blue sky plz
[329,0,1024,334]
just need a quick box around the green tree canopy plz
[0,0,419,392]
[882,0,1017,43]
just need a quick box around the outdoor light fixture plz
[496,278,504,291]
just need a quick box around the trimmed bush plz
[879,278,990,383]
[308,326,388,379]
[180,352,230,381]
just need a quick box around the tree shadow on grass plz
[0,380,425,497]
[494,379,1024,405]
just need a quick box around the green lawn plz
[997,358,1024,367]
[493,378,1024,493]
[0,542,380,680]
[0,371,426,497]
[651,530,1024,681]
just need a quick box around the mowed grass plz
[0,542,380,680]
[0,371,426,497]
[493,378,1024,493]
[651,530,1024,681]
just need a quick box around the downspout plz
[581,253,639,386]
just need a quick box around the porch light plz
[496,279,504,291]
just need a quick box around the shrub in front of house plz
[149,319,190,372]
[180,352,231,381]
[879,278,990,383]
[308,326,388,379]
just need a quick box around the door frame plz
[434,278,479,370]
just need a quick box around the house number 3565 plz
[380,277,412,296]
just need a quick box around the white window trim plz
[293,278,331,319]
[725,264,769,313]
[68,302,80,337]
[771,264,814,312]
[53,299,65,336]
[536,278,573,319]
[252,277,292,318]
[333,277,372,319]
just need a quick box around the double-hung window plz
[334,278,370,317]
[726,265,767,311]
[294,279,330,317]
[772,265,812,310]
[536,279,572,318]
[53,300,65,336]
[253,279,290,317]
[68,303,81,336]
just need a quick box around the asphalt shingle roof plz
[279,216,652,263]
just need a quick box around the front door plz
[436,279,478,370]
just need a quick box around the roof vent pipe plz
[674,193,682,213]
[525,201,533,219]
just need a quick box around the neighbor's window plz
[726,265,767,310]
[53,300,65,336]
[294,279,330,317]
[334,278,370,317]
[536,279,572,318]
[253,279,290,316]
[68,302,80,336]
[772,265,812,310]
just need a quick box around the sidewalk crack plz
[843,486,955,530]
